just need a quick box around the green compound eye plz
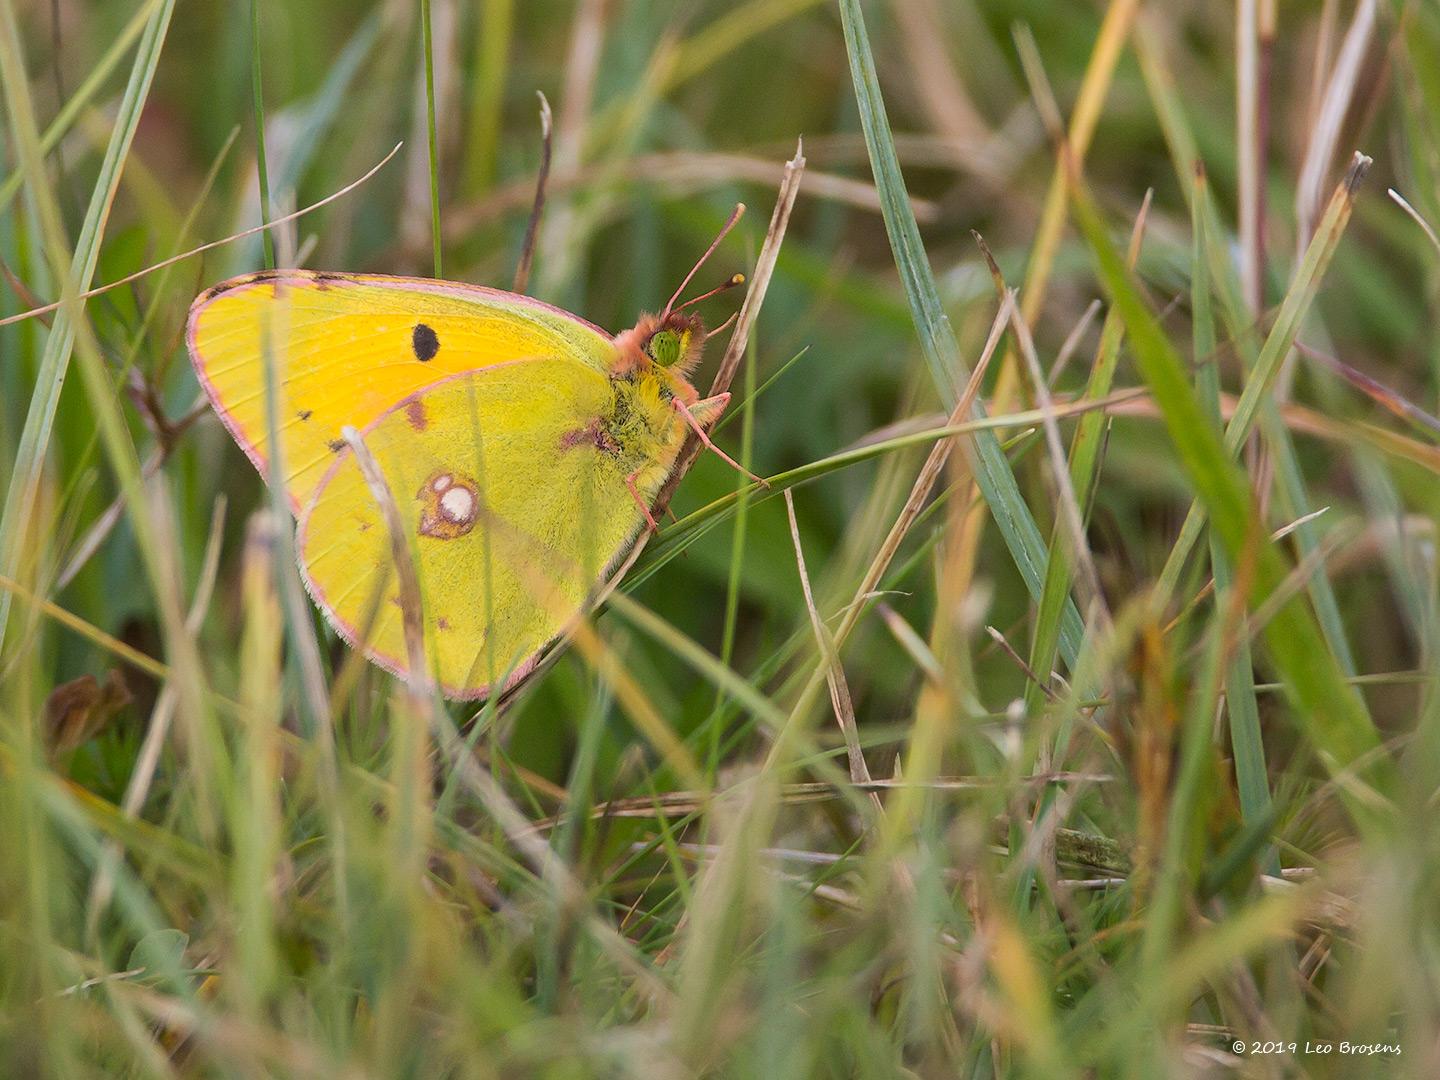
[646,329,683,366]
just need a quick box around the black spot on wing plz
[412,323,440,362]
[297,409,313,421]
[328,438,345,453]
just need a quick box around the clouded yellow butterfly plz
[187,220,756,700]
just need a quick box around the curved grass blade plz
[1137,29,1361,681]
[837,0,1083,666]
[1151,150,1372,608]
[631,390,1144,587]
[1070,174,1393,810]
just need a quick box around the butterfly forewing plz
[186,271,614,510]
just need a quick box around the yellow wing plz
[296,359,688,699]
[186,270,615,510]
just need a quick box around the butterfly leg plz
[625,471,661,533]
[673,394,769,488]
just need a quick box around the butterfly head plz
[613,310,706,384]
[643,310,705,370]
[611,203,747,386]
[619,266,745,378]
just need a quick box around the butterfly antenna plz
[707,311,740,337]
[675,273,746,312]
[661,203,745,319]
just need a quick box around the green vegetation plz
[4,1,1439,1075]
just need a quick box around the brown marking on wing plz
[558,419,621,456]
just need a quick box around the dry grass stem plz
[784,489,875,793]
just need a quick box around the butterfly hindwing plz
[186,270,615,509]
[296,359,682,698]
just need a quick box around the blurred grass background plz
[4,0,1440,1075]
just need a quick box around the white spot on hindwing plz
[417,469,479,540]
[440,486,474,523]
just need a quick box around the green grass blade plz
[837,0,1084,666]
[0,0,175,650]
[1200,195,1363,681]
[0,0,162,216]
[1024,202,1148,721]
[421,0,443,277]
[1011,203,1147,912]
[1191,167,1275,872]
[1261,411,1358,675]
[1070,175,1391,805]
[630,390,1141,586]
[251,0,274,269]
[460,0,512,194]
[1153,153,1371,607]
[1138,31,1363,681]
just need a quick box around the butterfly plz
[186,219,759,700]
